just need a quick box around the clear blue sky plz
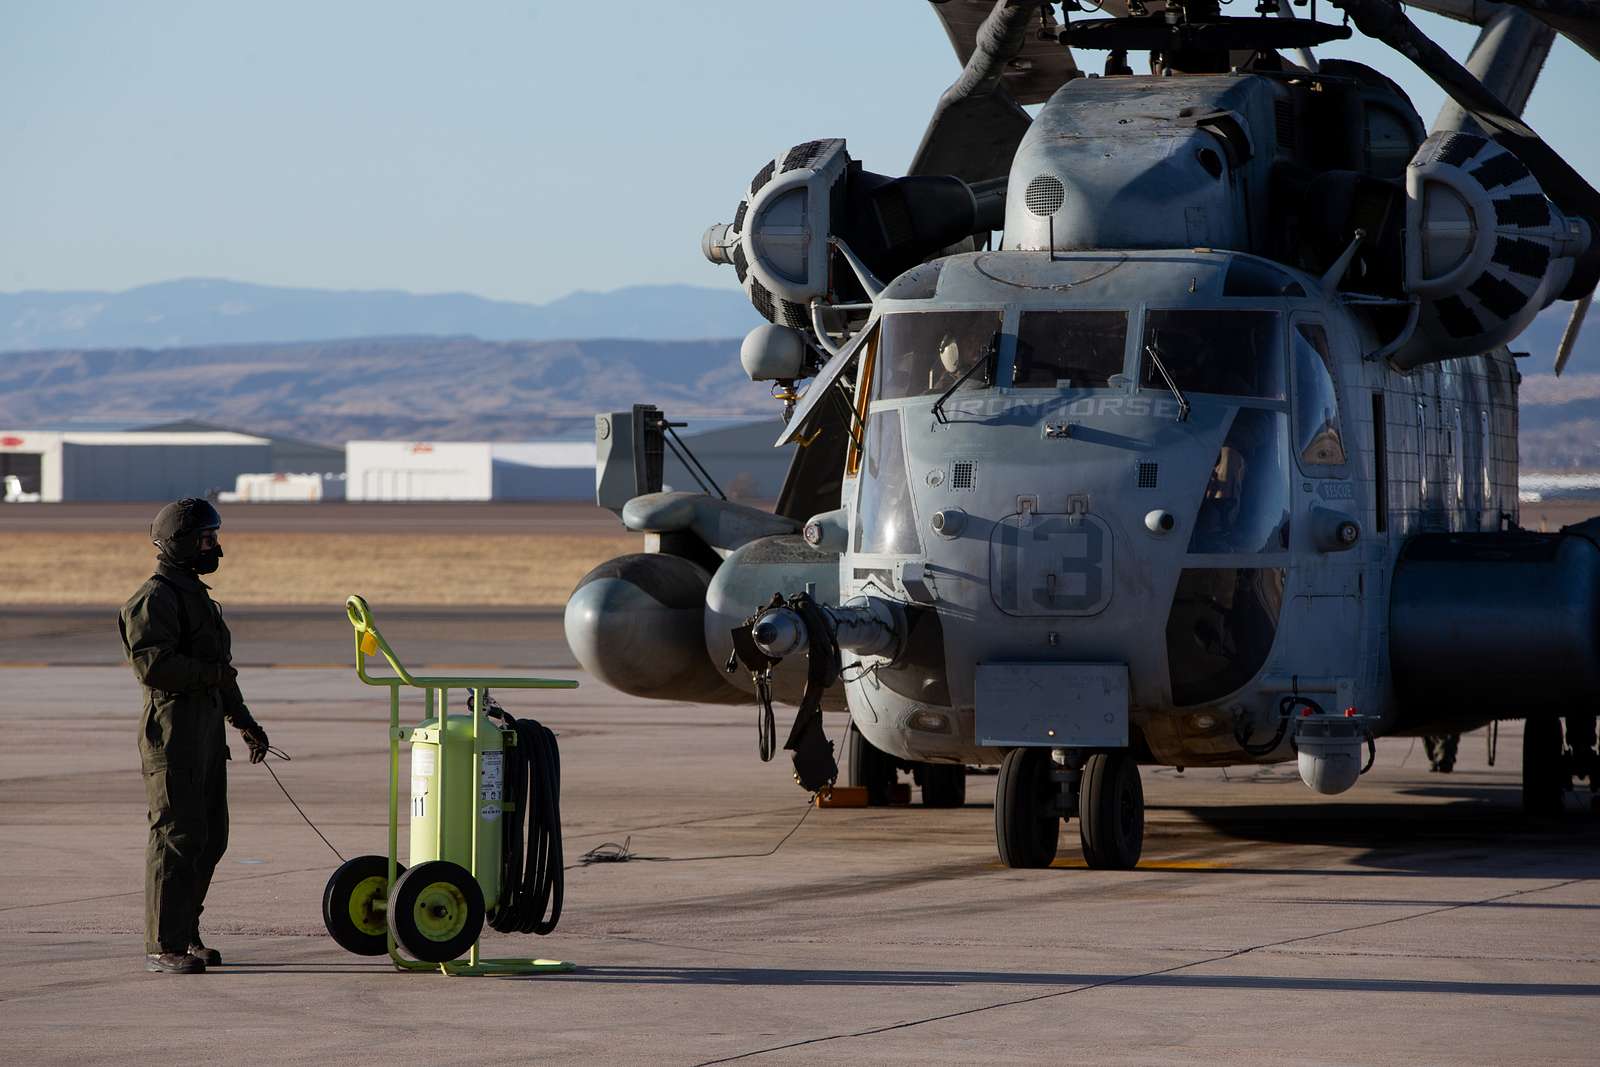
[2,1,1594,304]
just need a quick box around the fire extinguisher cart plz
[321,594,577,976]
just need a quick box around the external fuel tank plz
[1390,527,1600,718]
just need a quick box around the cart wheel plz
[323,855,405,957]
[388,860,484,964]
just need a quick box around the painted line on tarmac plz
[980,859,1234,871]
[696,874,1594,1065]
[1050,858,1233,870]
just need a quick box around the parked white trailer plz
[218,472,347,502]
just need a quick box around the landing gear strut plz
[994,748,1145,870]
[845,722,969,807]
[846,723,897,806]
[1523,715,1566,816]
[916,763,967,808]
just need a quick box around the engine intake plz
[703,139,1005,333]
[1394,132,1590,369]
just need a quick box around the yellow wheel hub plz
[346,874,388,936]
[412,881,469,941]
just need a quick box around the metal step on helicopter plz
[565,0,1600,868]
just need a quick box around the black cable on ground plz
[490,712,563,936]
[569,801,814,868]
[260,747,347,863]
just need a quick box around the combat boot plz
[187,941,221,966]
[146,952,206,974]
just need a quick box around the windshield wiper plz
[1143,343,1190,423]
[931,334,999,425]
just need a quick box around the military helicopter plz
[565,0,1600,869]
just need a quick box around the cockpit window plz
[1013,310,1128,388]
[1189,408,1291,554]
[1292,322,1346,469]
[1223,258,1307,298]
[854,410,921,556]
[1141,309,1284,400]
[874,310,1004,401]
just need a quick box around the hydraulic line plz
[487,707,564,936]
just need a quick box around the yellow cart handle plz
[345,594,578,691]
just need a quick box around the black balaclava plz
[151,497,224,575]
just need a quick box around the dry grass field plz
[0,530,639,606]
[5,498,1597,608]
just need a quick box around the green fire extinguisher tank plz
[408,712,503,906]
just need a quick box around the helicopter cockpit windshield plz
[874,309,1004,400]
[1140,310,1284,400]
[1138,309,1292,556]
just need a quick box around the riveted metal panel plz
[976,663,1129,748]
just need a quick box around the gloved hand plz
[240,723,270,764]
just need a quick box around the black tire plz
[1079,751,1144,870]
[919,763,967,808]
[388,860,485,964]
[1522,716,1566,816]
[322,855,405,957]
[847,722,898,806]
[995,748,1060,868]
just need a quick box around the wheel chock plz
[815,782,914,808]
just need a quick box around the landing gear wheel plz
[388,860,485,964]
[995,748,1060,868]
[1079,752,1144,870]
[1522,716,1566,816]
[847,722,898,806]
[918,763,967,808]
[322,855,405,956]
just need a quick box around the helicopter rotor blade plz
[1406,0,1600,63]
[911,0,1076,182]
[1553,290,1594,377]
[1331,0,1600,298]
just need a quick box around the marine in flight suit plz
[119,498,268,974]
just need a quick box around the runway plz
[2,623,1597,1064]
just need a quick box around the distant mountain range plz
[0,279,762,351]
[0,335,773,443]
[1,278,1597,463]
[2,277,1591,374]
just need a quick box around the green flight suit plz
[119,561,261,955]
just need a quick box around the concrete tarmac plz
[0,606,575,670]
[0,500,629,535]
[2,638,1598,1063]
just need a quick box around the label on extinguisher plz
[411,747,433,818]
[480,751,504,803]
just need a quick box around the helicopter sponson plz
[567,0,1600,869]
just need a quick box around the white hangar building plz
[345,441,598,501]
[0,428,272,502]
[344,421,792,503]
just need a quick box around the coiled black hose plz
[487,709,563,936]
